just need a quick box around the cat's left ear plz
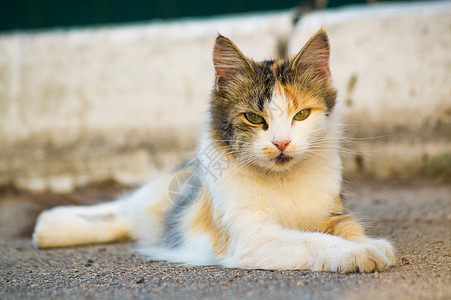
[213,35,254,87]
[291,28,331,80]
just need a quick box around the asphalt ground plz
[0,179,450,300]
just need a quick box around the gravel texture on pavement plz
[1,180,450,300]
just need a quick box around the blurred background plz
[0,0,412,32]
[0,0,450,193]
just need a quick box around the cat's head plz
[209,29,338,173]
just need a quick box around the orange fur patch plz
[331,196,345,215]
[270,196,347,233]
[319,214,368,242]
[274,81,328,116]
[147,198,171,225]
[317,196,368,242]
[188,189,230,257]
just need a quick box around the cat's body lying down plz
[33,29,397,273]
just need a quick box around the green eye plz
[244,113,265,124]
[293,109,311,121]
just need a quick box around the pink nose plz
[272,140,291,152]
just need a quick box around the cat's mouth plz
[272,153,293,165]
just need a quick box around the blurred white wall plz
[1,1,450,192]
[290,1,451,179]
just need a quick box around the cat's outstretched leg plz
[33,174,173,248]
[33,200,131,248]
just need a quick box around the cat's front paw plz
[365,238,397,267]
[318,241,395,273]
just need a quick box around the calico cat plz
[33,29,397,273]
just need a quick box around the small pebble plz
[136,278,145,284]
[401,257,410,265]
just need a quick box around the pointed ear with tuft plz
[213,35,254,88]
[291,29,331,80]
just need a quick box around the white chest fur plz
[202,146,343,232]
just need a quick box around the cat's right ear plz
[213,35,254,88]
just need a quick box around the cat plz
[32,29,397,273]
